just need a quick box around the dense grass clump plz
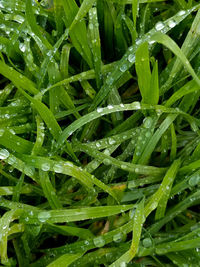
[0,0,200,266]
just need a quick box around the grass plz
[0,0,200,266]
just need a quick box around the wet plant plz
[0,0,200,266]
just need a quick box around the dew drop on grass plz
[128,54,135,63]
[0,149,10,159]
[168,20,176,28]
[145,131,151,138]
[93,236,105,247]
[96,142,101,148]
[19,43,26,52]
[129,208,136,218]
[53,163,63,173]
[133,101,141,110]
[149,40,155,45]
[89,23,93,30]
[38,211,51,223]
[143,238,152,247]
[178,10,186,16]
[0,129,4,137]
[24,166,35,176]
[143,117,153,128]
[119,64,128,72]
[120,262,127,267]
[108,138,115,145]
[155,21,164,31]
[107,105,114,109]
[97,107,103,113]
[103,158,111,165]
[113,232,124,243]
[41,163,50,171]
[188,174,200,186]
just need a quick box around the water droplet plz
[188,174,200,186]
[178,10,186,16]
[155,22,164,31]
[143,238,152,247]
[97,107,103,113]
[134,101,141,109]
[168,20,176,28]
[38,211,51,223]
[145,131,151,138]
[136,39,141,45]
[96,142,101,148]
[128,54,135,63]
[93,236,105,247]
[129,208,136,218]
[121,164,127,170]
[53,163,63,173]
[120,103,124,108]
[120,64,128,72]
[120,262,127,267]
[149,40,155,45]
[41,163,50,171]
[108,138,115,145]
[106,76,114,85]
[7,155,16,165]
[0,129,4,137]
[143,117,153,128]
[103,158,111,165]
[24,166,35,176]
[19,43,26,52]
[135,167,139,173]
[0,149,10,159]
[107,105,114,109]
[113,232,124,243]
[89,23,93,30]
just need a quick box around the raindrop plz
[145,131,151,138]
[134,101,141,109]
[120,103,124,108]
[136,39,141,45]
[93,236,105,247]
[155,21,164,31]
[129,208,136,218]
[178,10,186,16]
[7,155,16,165]
[143,117,153,128]
[96,142,101,148]
[120,262,126,267]
[107,105,114,109]
[0,149,10,160]
[24,166,35,176]
[53,163,63,173]
[149,40,155,45]
[188,174,200,186]
[121,164,127,170]
[97,107,103,113]
[106,76,114,85]
[19,43,26,52]
[108,138,116,145]
[38,211,51,223]
[128,54,135,63]
[113,232,124,243]
[89,23,93,30]
[0,129,4,137]
[103,158,111,165]
[168,20,176,28]
[41,163,50,171]
[143,238,152,247]
[120,64,128,72]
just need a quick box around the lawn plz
[0,0,200,266]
